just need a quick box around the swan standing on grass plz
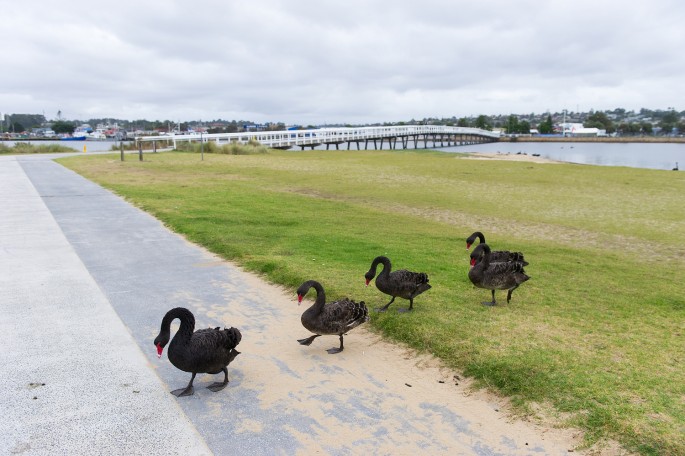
[465,231,529,266]
[297,280,369,354]
[364,256,431,312]
[154,307,242,397]
[468,243,529,306]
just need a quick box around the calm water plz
[5,139,684,170]
[443,141,684,171]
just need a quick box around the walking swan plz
[364,256,431,312]
[154,307,242,397]
[468,243,529,306]
[297,280,369,354]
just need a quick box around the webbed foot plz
[298,334,320,346]
[171,386,194,397]
[326,347,343,354]
[481,301,497,307]
[207,381,228,392]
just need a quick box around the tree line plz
[3,108,684,136]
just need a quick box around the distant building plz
[559,122,584,136]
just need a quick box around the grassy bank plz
[59,149,685,455]
[0,142,75,154]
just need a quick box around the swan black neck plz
[471,243,491,269]
[467,231,486,247]
[370,256,391,277]
[298,280,326,309]
[160,307,195,341]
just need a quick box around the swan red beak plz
[466,243,472,250]
[156,342,163,358]
[470,258,476,268]
[365,279,370,286]
[297,294,303,305]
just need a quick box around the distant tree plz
[585,111,614,132]
[457,117,470,127]
[505,115,519,134]
[519,120,531,134]
[52,120,75,134]
[677,120,685,135]
[641,122,653,135]
[10,122,25,132]
[538,114,554,134]
[268,122,286,131]
[659,109,679,135]
[8,114,46,130]
[618,122,641,135]
[474,115,491,130]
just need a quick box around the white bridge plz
[136,125,500,151]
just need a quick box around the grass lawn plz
[59,148,685,455]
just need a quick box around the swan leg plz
[397,298,413,313]
[298,334,321,346]
[375,296,395,312]
[171,373,196,397]
[482,290,497,306]
[326,335,344,354]
[207,367,229,392]
[506,285,519,303]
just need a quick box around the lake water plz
[5,139,684,170]
[442,141,684,171]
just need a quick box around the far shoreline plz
[498,135,685,144]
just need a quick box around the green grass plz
[58,149,685,455]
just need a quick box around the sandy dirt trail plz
[201,267,588,455]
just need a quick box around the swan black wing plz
[490,250,529,266]
[322,298,369,334]
[390,269,431,298]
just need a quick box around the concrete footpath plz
[0,155,211,455]
[0,153,582,455]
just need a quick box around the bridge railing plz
[135,125,500,149]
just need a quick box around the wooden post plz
[138,141,143,161]
[120,142,124,161]
[153,141,157,153]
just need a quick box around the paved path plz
[1,153,580,455]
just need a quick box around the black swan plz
[465,231,529,266]
[364,256,431,312]
[296,280,369,354]
[154,307,242,397]
[468,243,529,306]
[673,162,679,171]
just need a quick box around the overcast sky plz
[2,0,683,125]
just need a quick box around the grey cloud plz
[1,0,683,124]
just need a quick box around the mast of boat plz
[563,109,567,137]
